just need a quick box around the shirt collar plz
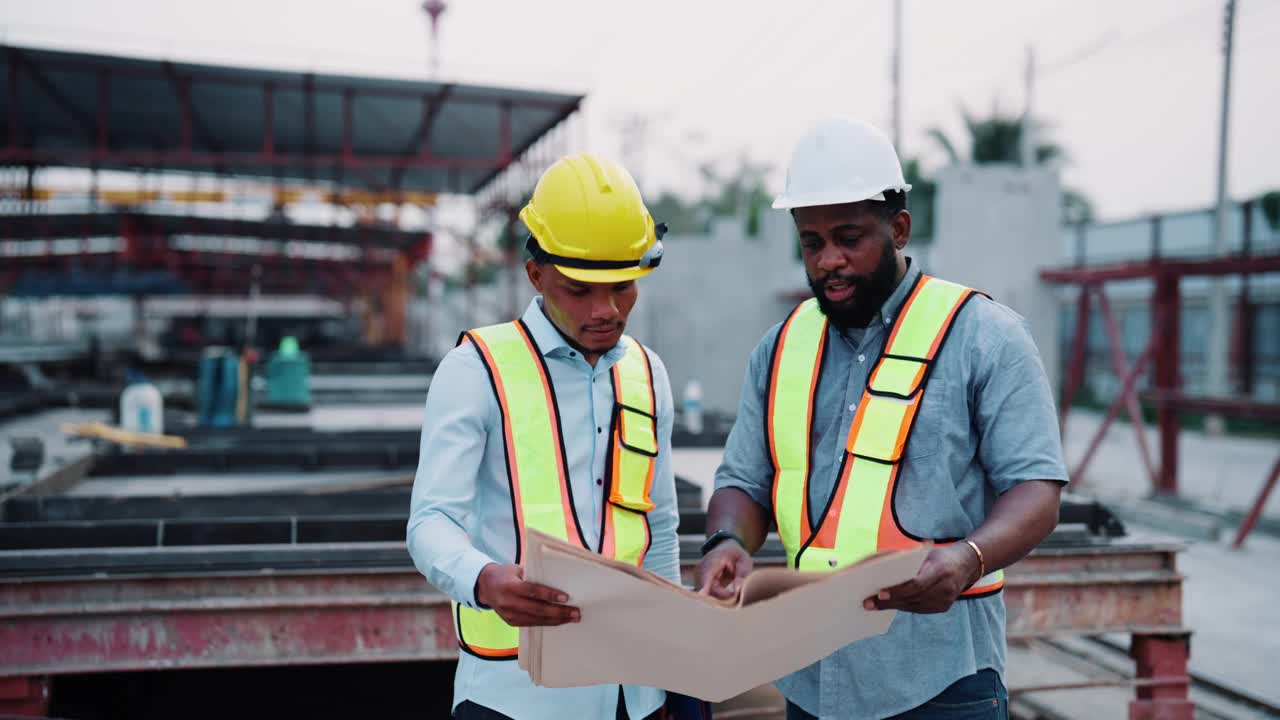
[877,256,921,328]
[519,297,628,362]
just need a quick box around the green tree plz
[928,104,1094,224]
[902,157,936,242]
[697,153,772,238]
[1261,190,1280,232]
[646,192,707,235]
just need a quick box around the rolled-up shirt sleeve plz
[713,328,780,511]
[972,313,1070,494]
[406,345,498,608]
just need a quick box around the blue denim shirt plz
[407,298,680,720]
[715,260,1068,719]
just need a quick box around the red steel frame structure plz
[0,543,1193,719]
[1042,251,1280,549]
[0,211,430,297]
[0,44,581,336]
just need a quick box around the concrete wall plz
[931,165,1063,398]
[630,212,935,414]
[417,200,966,417]
[627,212,804,414]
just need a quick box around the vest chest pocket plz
[609,403,657,512]
[903,376,949,460]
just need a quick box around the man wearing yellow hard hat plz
[408,153,686,719]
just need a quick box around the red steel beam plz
[1153,273,1182,495]
[0,572,456,676]
[0,147,509,170]
[1,543,1185,678]
[1142,391,1280,421]
[1096,288,1158,488]
[1233,455,1280,549]
[1071,338,1157,485]
[1041,253,1280,284]
[1130,634,1195,720]
[0,676,49,716]
[1060,286,1092,434]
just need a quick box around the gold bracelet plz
[963,539,985,586]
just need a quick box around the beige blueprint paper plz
[517,530,928,702]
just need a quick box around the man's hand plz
[695,540,753,600]
[863,543,981,614]
[474,563,580,627]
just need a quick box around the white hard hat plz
[772,117,912,210]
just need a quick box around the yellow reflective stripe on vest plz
[883,277,970,360]
[767,300,828,561]
[771,276,1001,596]
[453,325,658,659]
[609,337,657,512]
[453,320,574,660]
[846,393,920,462]
[455,603,519,659]
[968,569,1005,595]
[601,337,657,566]
[468,322,575,543]
[869,356,926,397]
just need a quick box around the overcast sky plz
[3,0,1278,222]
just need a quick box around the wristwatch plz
[700,530,745,557]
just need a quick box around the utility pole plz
[1021,46,1036,167]
[1206,0,1236,414]
[617,114,652,197]
[891,0,903,153]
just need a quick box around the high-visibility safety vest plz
[452,319,659,659]
[767,274,1004,596]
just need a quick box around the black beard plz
[807,240,899,329]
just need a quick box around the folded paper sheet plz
[518,530,928,702]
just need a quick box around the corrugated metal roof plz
[0,45,581,194]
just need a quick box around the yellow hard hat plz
[520,153,665,283]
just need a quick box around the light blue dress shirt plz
[407,297,680,720]
[716,260,1068,719]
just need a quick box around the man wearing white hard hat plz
[695,117,1067,719]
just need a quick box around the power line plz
[1041,1,1219,77]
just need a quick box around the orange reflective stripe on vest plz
[767,275,1005,596]
[601,336,657,565]
[451,322,656,659]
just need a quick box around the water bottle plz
[120,369,164,435]
[682,379,704,435]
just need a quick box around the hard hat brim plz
[555,263,655,284]
[771,183,913,210]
